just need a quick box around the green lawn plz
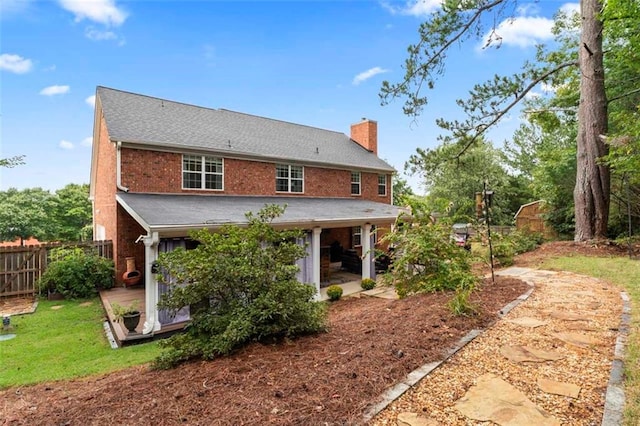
[538,255,640,426]
[0,297,160,389]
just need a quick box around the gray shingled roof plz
[117,193,403,233]
[97,86,395,172]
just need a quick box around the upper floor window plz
[183,155,223,190]
[351,171,361,195]
[378,174,387,196]
[276,164,304,193]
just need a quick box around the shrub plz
[492,234,516,267]
[38,247,115,299]
[326,285,343,301]
[447,287,477,316]
[378,202,478,298]
[491,230,543,267]
[111,300,140,321]
[360,278,376,290]
[152,205,327,369]
[510,230,544,254]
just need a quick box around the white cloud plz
[560,3,580,16]
[479,16,554,49]
[0,53,33,74]
[525,81,558,99]
[85,26,117,40]
[81,137,93,147]
[40,85,70,96]
[382,0,442,17]
[59,140,74,150]
[58,0,127,26]
[353,67,390,85]
[540,82,556,94]
[85,95,96,107]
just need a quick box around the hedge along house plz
[89,86,402,338]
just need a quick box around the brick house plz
[90,86,402,336]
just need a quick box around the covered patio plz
[101,270,366,346]
[112,193,403,340]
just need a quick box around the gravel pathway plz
[370,267,626,425]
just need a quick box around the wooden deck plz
[99,286,187,346]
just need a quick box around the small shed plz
[514,200,555,238]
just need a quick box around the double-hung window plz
[378,174,387,196]
[276,164,304,193]
[351,171,361,195]
[352,226,362,247]
[182,155,223,190]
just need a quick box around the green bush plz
[39,247,115,299]
[360,278,376,290]
[492,234,516,267]
[152,205,327,369]
[326,285,343,301]
[491,230,543,267]
[509,230,544,254]
[378,201,478,298]
[447,287,477,316]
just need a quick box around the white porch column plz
[361,223,372,280]
[311,227,322,301]
[142,232,160,334]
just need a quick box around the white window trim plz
[276,164,304,193]
[182,155,224,191]
[378,174,387,196]
[351,171,361,196]
[352,225,362,247]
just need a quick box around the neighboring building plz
[90,86,402,336]
[514,200,556,238]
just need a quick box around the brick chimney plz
[350,118,377,154]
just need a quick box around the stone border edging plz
[362,279,536,423]
[602,290,631,426]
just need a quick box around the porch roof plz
[117,193,404,236]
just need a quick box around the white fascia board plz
[147,216,399,238]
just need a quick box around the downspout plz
[116,141,129,192]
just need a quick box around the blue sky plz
[0,0,577,194]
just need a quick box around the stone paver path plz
[370,268,626,425]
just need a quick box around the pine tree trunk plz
[574,0,609,241]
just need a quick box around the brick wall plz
[120,148,391,203]
[92,112,120,269]
[116,204,146,284]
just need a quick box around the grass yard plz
[0,297,160,389]
[538,255,640,426]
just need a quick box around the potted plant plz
[111,300,141,334]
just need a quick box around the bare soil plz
[0,241,627,426]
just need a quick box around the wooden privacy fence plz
[0,240,113,298]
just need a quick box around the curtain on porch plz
[295,231,313,284]
[370,231,377,281]
[158,238,191,325]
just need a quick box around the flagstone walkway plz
[368,267,629,425]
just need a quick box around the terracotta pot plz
[122,256,141,287]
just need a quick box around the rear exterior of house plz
[90,86,402,337]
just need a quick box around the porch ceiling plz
[117,193,404,235]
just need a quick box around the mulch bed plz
[1,276,528,426]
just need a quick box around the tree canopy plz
[381,0,637,241]
[0,184,92,244]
